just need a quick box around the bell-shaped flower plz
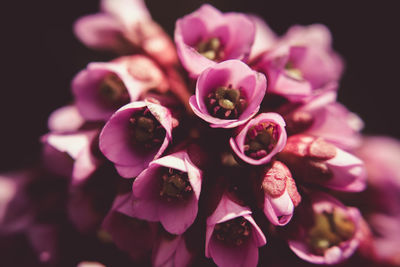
[205,194,266,267]
[74,0,177,66]
[0,170,35,234]
[189,60,266,128]
[41,129,103,185]
[260,161,301,226]
[126,151,202,234]
[284,89,363,150]
[99,99,173,178]
[278,135,367,192]
[102,193,158,262]
[174,4,255,77]
[288,193,363,265]
[230,112,286,164]
[152,232,193,267]
[72,62,143,121]
[253,24,343,102]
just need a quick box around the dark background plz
[1,0,399,171]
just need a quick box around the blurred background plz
[1,0,399,171]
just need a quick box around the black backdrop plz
[2,0,399,171]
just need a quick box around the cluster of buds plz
[2,1,399,267]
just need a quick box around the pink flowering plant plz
[2,1,400,267]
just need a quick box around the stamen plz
[129,108,166,150]
[213,217,251,247]
[284,62,303,81]
[196,37,225,61]
[244,122,278,159]
[159,168,193,202]
[307,209,356,255]
[205,85,247,119]
[99,73,130,108]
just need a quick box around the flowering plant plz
[1,1,400,267]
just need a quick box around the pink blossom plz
[279,135,367,192]
[205,194,266,267]
[152,233,193,267]
[72,62,143,121]
[253,24,343,102]
[355,136,400,214]
[189,60,266,128]
[74,0,177,66]
[127,151,202,234]
[354,137,400,265]
[284,89,363,150]
[260,161,301,226]
[230,112,287,165]
[42,129,103,185]
[102,193,157,262]
[99,99,173,178]
[0,170,35,234]
[288,193,364,265]
[174,4,255,77]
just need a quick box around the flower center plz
[284,62,303,81]
[196,37,225,61]
[99,73,130,108]
[213,217,252,247]
[159,168,193,201]
[206,85,247,119]
[244,122,279,159]
[307,209,356,255]
[129,108,165,149]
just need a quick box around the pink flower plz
[72,62,143,121]
[0,170,35,234]
[279,135,367,192]
[152,233,193,267]
[288,193,363,265]
[41,129,103,185]
[102,194,158,262]
[189,60,266,128]
[355,136,400,215]
[253,24,343,102]
[230,112,287,164]
[127,151,202,234]
[74,0,177,66]
[99,99,173,178]
[284,89,363,150]
[260,161,301,226]
[354,137,400,265]
[205,194,266,267]
[174,4,255,77]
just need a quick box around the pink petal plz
[74,13,125,50]
[47,105,85,132]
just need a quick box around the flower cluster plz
[1,1,399,267]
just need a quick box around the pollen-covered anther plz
[284,61,303,81]
[307,209,356,255]
[129,108,165,149]
[98,73,130,107]
[245,122,279,159]
[196,37,225,61]
[213,217,251,246]
[206,85,247,119]
[159,168,193,201]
